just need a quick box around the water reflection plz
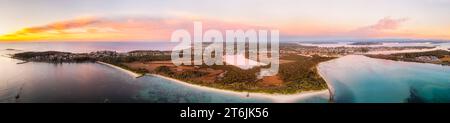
[0,49,274,103]
[319,55,450,103]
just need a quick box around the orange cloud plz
[347,17,450,39]
[0,16,267,42]
[13,16,100,35]
[1,16,449,41]
[348,17,410,37]
[281,17,450,40]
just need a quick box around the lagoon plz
[0,43,328,103]
[319,55,450,103]
[1,42,450,103]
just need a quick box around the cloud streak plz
[13,16,102,35]
[1,16,449,41]
[360,17,409,30]
[0,16,266,41]
[348,17,410,37]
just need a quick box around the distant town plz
[367,50,450,66]
[8,41,449,95]
[12,50,172,63]
[280,43,435,57]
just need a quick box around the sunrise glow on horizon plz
[1,0,450,42]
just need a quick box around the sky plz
[0,0,449,42]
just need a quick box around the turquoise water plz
[0,42,330,103]
[1,42,449,103]
[319,55,450,103]
[0,53,273,103]
[0,49,276,103]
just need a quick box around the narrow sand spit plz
[96,61,142,77]
[97,61,330,103]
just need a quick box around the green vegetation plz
[153,65,212,79]
[155,66,174,75]
[13,51,95,63]
[366,50,450,66]
[177,70,208,79]
[277,55,335,93]
[193,65,263,92]
[13,51,68,59]
[392,50,449,58]
[13,50,336,94]
[148,54,335,94]
[220,67,258,84]
[99,56,171,75]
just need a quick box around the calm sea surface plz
[319,55,450,103]
[1,42,449,103]
[0,42,328,103]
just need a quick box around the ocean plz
[1,42,449,103]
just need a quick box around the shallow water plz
[2,42,449,103]
[0,42,328,103]
[318,55,450,103]
[0,51,275,102]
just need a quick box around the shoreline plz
[364,49,450,67]
[96,61,143,78]
[96,61,330,103]
[364,55,450,67]
[364,47,446,55]
[317,60,336,102]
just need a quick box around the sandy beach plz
[96,61,331,103]
[317,60,337,102]
[149,73,329,103]
[96,61,142,78]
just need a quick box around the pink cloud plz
[349,17,410,37]
[364,17,409,30]
[2,16,268,41]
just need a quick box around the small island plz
[5,48,22,51]
[12,49,335,94]
[349,42,383,45]
[12,42,442,95]
[366,50,450,66]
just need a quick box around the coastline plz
[317,60,336,102]
[96,61,142,78]
[364,47,446,55]
[364,54,450,68]
[316,52,450,103]
[364,49,450,66]
[96,61,330,103]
